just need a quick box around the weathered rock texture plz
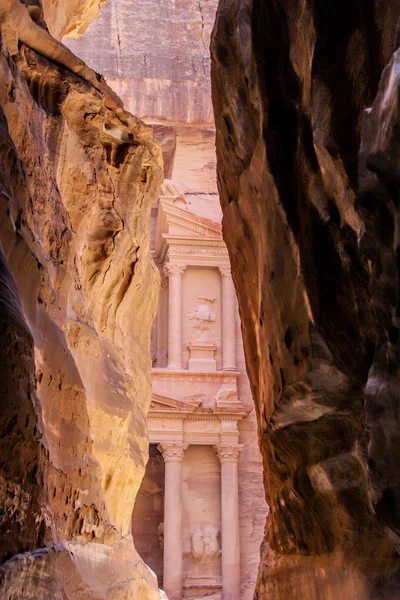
[0,1,163,598]
[66,0,219,200]
[68,4,268,599]
[211,1,400,599]
[65,0,216,124]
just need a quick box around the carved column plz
[158,443,188,600]
[164,263,186,369]
[219,266,236,370]
[156,271,169,367]
[215,444,243,600]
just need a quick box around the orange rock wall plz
[0,1,163,598]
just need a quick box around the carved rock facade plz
[211,1,400,599]
[0,1,163,598]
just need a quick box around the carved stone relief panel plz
[191,523,221,563]
[188,297,217,343]
[182,267,222,369]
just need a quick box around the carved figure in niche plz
[160,180,188,209]
[191,523,221,564]
[188,297,216,342]
[215,384,238,404]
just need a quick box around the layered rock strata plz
[0,1,163,598]
[211,1,400,599]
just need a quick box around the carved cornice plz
[149,410,250,421]
[152,369,240,382]
[168,245,229,258]
[214,444,244,464]
[166,217,221,238]
[163,263,186,277]
[167,239,227,248]
[158,442,189,462]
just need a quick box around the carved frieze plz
[168,245,229,257]
[215,384,238,405]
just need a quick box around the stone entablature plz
[152,369,239,381]
[162,240,230,268]
[149,393,250,448]
[152,369,240,404]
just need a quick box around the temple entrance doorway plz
[132,442,224,599]
[182,444,222,598]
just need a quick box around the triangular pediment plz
[157,199,222,240]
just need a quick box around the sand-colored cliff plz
[0,1,163,598]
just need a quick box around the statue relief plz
[191,523,221,564]
[215,384,238,404]
[188,297,216,342]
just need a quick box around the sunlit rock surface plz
[42,0,107,40]
[66,0,219,200]
[66,0,216,123]
[211,1,400,598]
[67,3,268,599]
[0,1,163,598]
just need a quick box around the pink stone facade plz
[141,188,268,600]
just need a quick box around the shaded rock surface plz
[0,1,163,598]
[211,1,400,598]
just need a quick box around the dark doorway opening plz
[132,444,165,587]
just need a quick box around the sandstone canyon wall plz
[211,1,400,599]
[0,1,163,598]
[66,0,220,205]
[67,4,268,599]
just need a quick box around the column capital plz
[214,444,244,464]
[164,263,186,277]
[158,442,188,462]
[218,265,232,278]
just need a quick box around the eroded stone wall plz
[211,1,400,599]
[66,0,219,201]
[0,1,163,598]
